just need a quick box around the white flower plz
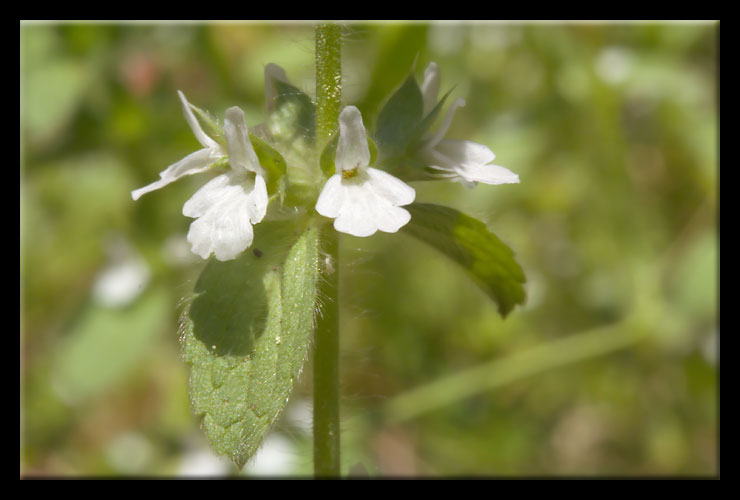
[418,62,520,189]
[131,91,227,201]
[131,92,268,261]
[315,106,416,237]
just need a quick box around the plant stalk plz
[313,22,342,478]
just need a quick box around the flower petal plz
[182,172,234,218]
[246,174,268,224]
[315,174,345,219]
[131,148,216,200]
[365,167,416,206]
[317,170,414,237]
[184,177,259,261]
[457,163,520,185]
[430,140,519,186]
[335,106,370,173]
[420,62,441,116]
[332,182,411,237]
[224,106,263,175]
[331,182,382,237]
[178,91,219,150]
[424,97,466,151]
[434,139,496,166]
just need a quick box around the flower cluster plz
[131,63,519,261]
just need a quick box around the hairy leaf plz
[402,203,526,317]
[180,223,319,468]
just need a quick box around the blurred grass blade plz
[402,203,526,317]
[180,223,319,468]
[384,319,647,424]
[52,286,170,404]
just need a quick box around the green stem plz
[315,23,342,146]
[313,22,342,478]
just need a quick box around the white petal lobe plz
[178,91,219,150]
[224,106,262,175]
[315,174,345,218]
[246,174,268,224]
[420,62,441,116]
[366,167,416,206]
[316,169,415,237]
[131,148,216,200]
[335,106,370,173]
[183,170,267,260]
[435,139,495,166]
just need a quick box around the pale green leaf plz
[180,222,319,468]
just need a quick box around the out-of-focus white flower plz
[92,236,150,308]
[178,449,232,477]
[242,433,298,477]
[131,92,268,261]
[417,62,520,189]
[315,106,415,237]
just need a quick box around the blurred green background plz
[20,21,718,477]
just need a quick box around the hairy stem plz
[313,22,342,478]
[315,23,342,146]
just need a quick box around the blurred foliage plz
[20,21,718,477]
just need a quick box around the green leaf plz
[180,222,320,468]
[189,103,227,148]
[374,74,424,160]
[249,132,287,196]
[407,88,454,154]
[401,203,526,317]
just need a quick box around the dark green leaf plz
[402,203,526,317]
[374,74,424,160]
[180,222,320,468]
[408,88,454,154]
